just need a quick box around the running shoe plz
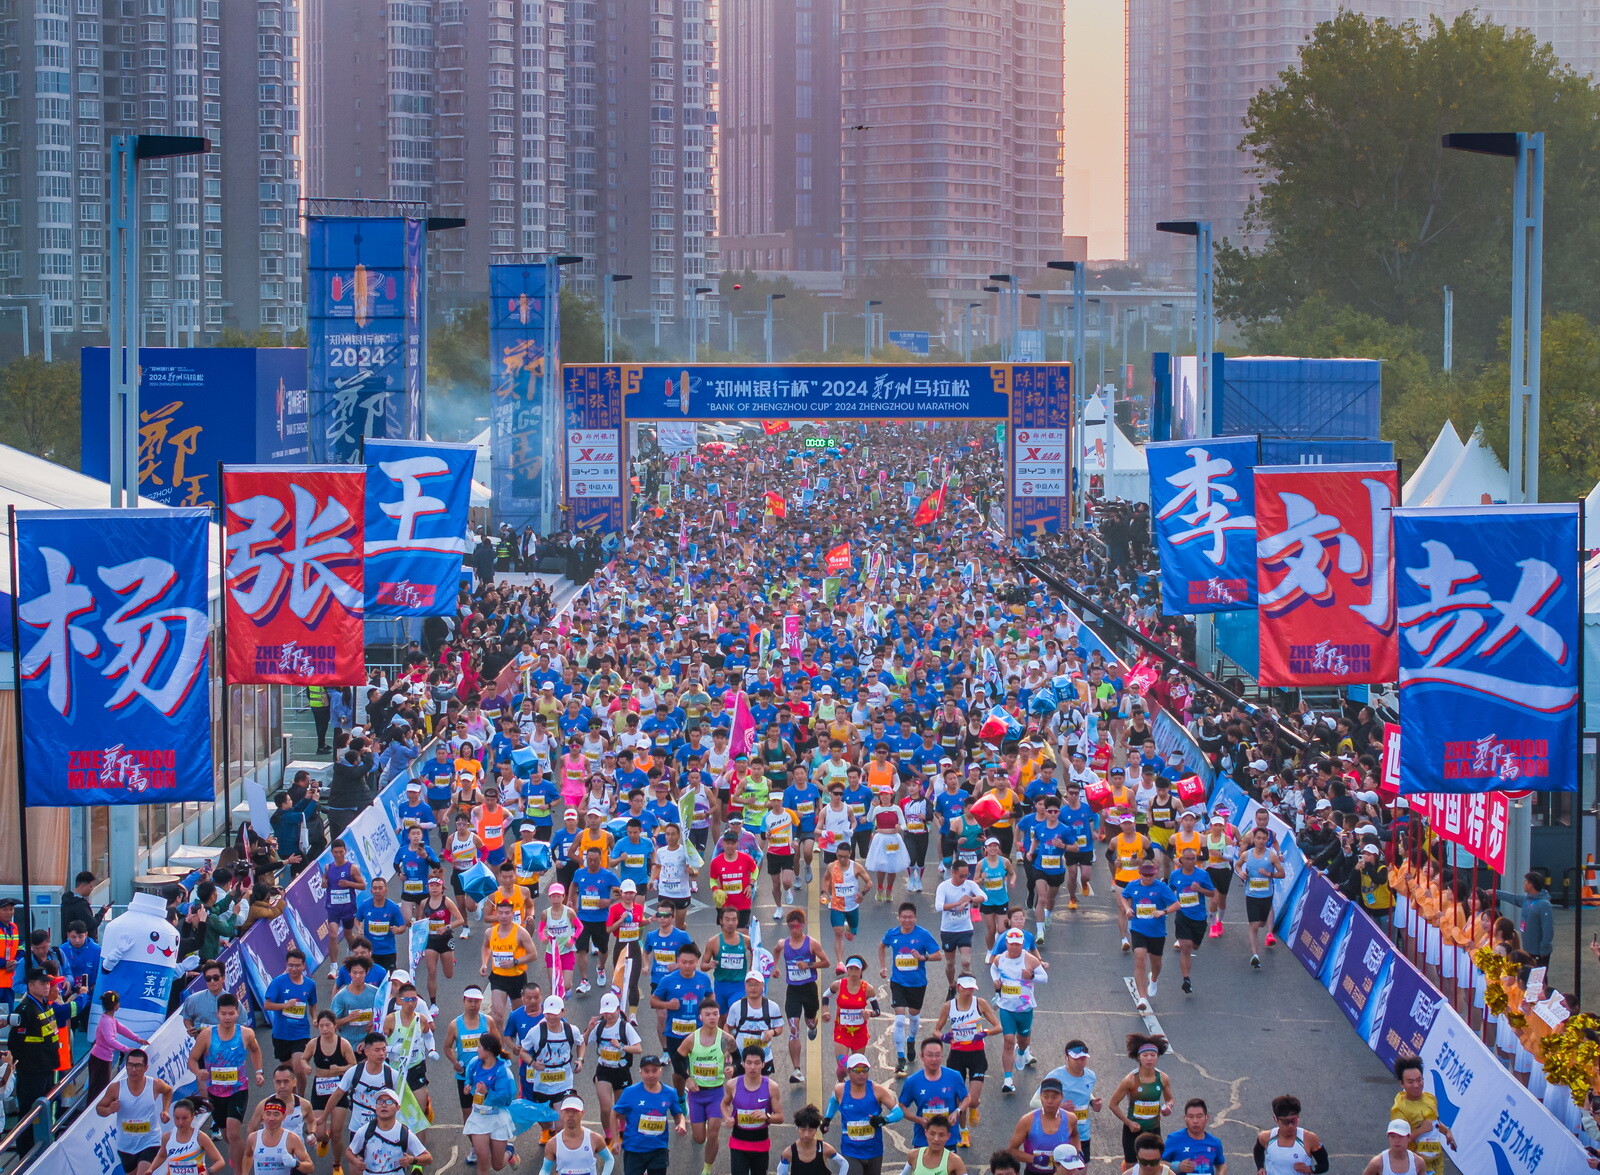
[1250,954,1261,969]
[1067,897,1078,911]
[1001,1076,1016,1094]
[960,1128,971,1149]
[1265,933,1277,947]
[895,1056,909,1076]
[465,1156,478,1168]
[1080,881,1092,897]
[1148,980,1158,997]
[808,1020,818,1040]
[790,1069,805,1084]
[1120,938,1131,952]
[507,1146,517,1165]
[577,980,592,994]
[1208,922,1222,939]
[1022,1049,1037,1069]
[1181,977,1192,994]
[1136,998,1150,1014]
[773,909,784,922]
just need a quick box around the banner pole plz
[1575,508,1586,1007]
[7,506,34,933]
[217,462,233,840]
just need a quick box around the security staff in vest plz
[308,685,332,754]
[8,968,61,1155]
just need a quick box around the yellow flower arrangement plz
[1539,1013,1600,1106]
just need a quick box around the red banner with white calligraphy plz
[1254,463,1399,686]
[1382,722,1509,872]
[223,465,366,685]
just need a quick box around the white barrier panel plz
[1420,999,1590,1173]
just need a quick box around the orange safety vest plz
[475,805,508,851]
[0,921,18,991]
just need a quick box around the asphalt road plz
[273,835,1405,1175]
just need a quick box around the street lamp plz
[982,286,1002,348]
[1047,260,1088,514]
[603,273,632,363]
[962,301,983,362]
[689,286,713,362]
[765,293,786,364]
[1156,219,1214,439]
[863,299,882,361]
[544,254,584,533]
[988,273,1016,359]
[1443,132,1543,500]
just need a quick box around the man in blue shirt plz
[877,903,942,1075]
[395,782,436,837]
[647,945,713,1094]
[570,847,621,995]
[262,949,318,1068]
[354,877,408,971]
[1117,859,1181,1012]
[613,821,656,891]
[1168,845,1217,994]
[418,744,458,845]
[1044,1041,1100,1161]
[898,1037,970,1149]
[614,1054,687,1175]
[642,909,693,1037]
[1162,1098,1227,1174]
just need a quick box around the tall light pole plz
[1442,284,1454,374]
[1047,261,1088,516]
[764,293,786,364]
[963,301,982,361]
[1156,220,1214,439]
[863,299,882,361]
[988,273,1016,359]
[603,273,632,362]
[1444,132,1543,501]
[689,286,712,362]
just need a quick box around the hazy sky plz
[1064,0,1127,260]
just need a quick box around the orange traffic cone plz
[1582,854,1600,907]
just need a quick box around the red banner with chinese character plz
[223,466,366,685]
[1254,463,1399,686]
[824,543,852,573]
[1384,723,1508,871]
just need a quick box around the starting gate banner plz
[1148,436,1259,614]
[1395,504,1580,794]
[1254,463,1399,685]
[363,438,472,616]
[14,508,213,806]
[223,466,366,684]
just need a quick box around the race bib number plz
[787,961,812,984]
[492,951,514,969]
[1133,1100,1160,1120]
[284,1001,307,1019]
[639,1113,667,1136]
[894,953,918,972]
[599,1045,624,1065]
[540,1067,569,1088]
[654,949,677,969]
[366,920,391,937]
[1135,903,1158,920]
[581,893,604,910]
[882,838,901,854]
[839,1008,865,1027]
[692,1058,722,1082]
[1040,854,1063,871]
[209,1067,239,1085]
[846,1120,875,1140]
[1001,980,1022,999]
[403,879,424,896]
[1179,891,1201,909]
[721,877,744,896]
[315,1076,341,1097]
[1248,877,1271,895]
[671,1015,697,1036]
[123,1121,151,1135]
[736,1108,766,1128]
[619,924,640,943]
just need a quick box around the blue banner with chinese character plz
[14,508,213,807]
[490,263,557,532]
[1148,435,1260,614]
[1395,504,1580,793]
[307,216,423,464]
[364,438,473,616]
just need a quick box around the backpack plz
[356,1120,414,1173]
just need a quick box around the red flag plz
[765,491,787,519]
[824,542,852,573]
[762,421,791,435]
[223,466,366,685]
[911,479,948,526]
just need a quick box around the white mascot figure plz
[89,891,183,1038]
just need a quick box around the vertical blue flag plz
[363,438,474,616]
[1395,504,1580,794]
[1147,435,1259,614]
[489,262,556,532]
[15,508,214,806]
[307,216,425,464]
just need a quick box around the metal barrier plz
[1,1052,93,1173]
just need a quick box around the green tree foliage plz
[0,354,81,467]
[208,326,308,347]
[1216,12,1600,369]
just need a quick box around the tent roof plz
[1401,419,1463,505]
[1420,424,1509,508]
[1079,393,1147,472]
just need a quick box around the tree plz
[209,326,307,347]
[1216,13,1600,368]
[0,354,81,466]
[718,271,827,359]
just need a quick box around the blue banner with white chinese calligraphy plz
[307,216,423,464]
[14,508,213,807]
[490,263,557,533]
[1395,504,1580,794]
[364,438,473,616]
[1148,435,1259,614]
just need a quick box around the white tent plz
[1420,424,1510,507]
[1402,420,1463,505]
[1584,481,1600,544]
[1080,392,1149,503]
[1586,552,1600,731]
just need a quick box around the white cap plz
[1209,814,1225,825]
[620,879,638,892]
[542,995,565,1014]
[599,993,621,1013]
[560,1096,585,1112]
[389,969,412,983]
[374,1088,403,1105]
[1355,823,1378,836]
[1315,798,1333,810]
[956,975,979,990]
[1249,759,1268,771]
[462,986,485,1000]
[405,781,422,791]
[1361,843,1382,856]
[846,1052,871,1070]
[1052,1145,1086,1171]
[985,836,1001,847]
[746,969,765,983]
[1387,1119,1412,1136]
[1005,929,1026,943]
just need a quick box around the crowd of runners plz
[33,422,1453,1175]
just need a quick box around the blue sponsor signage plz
[1395,504,1579,793]
[363,438,473,616]
[489,263,557,532]
[616,363,1015,419]
[886,330,930,357]
[15,508,214,807]
[1148,435,1259,614]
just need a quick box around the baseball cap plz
[1051,1144,1086,1171]
[1315,798,1333,810]
[548,882,566,896]
[543,996,565,1014]
[1209,814,1225,825]
[1249,759,1268,771]
[1005,929,1025,943]
[1387,1119,1412,1136]
[846,1053,870,1070]
[560,1096,585,1112]
[374,1088,403,1105]
[621,879,638,892]
[389,969,412,983]
[1039,1077,1064,1093]
[1361,844,1381,856]
[462,986,485,1000]
[746,969,764,983]
[639,1054,666,1068]
[985,836,1001,847]
[600,993,621,1013]
[956,975,979,990]
[1065,1042,1090,1058]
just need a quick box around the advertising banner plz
[1148,436,1259,614]
[1013,427,1067,498]
[223,466,366,684]
[1369,952,1443,1071]
[1254,463,1399,685]
[567,429,621,499]
[490,262,556,532]
[403,217,428,446]
[237,910,296,1013]
[1395,504,1580,793]
[283,860,336,964]
[656,422,698,454]
[307,216,421,464]
[1407,789,1511,873]
[363,438,473,616]
[1287,869,1348,978]
[82,347,309,508]
[1326,907,1394,1034]
[15,508,213,806]
[561,364,623,534]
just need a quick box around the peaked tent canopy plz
[1420,424,1510,508]
[1401,420,1463,505]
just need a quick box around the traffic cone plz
[1583,854,1600,907]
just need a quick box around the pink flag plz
[729,690,757,759]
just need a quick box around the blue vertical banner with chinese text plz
[1005,363,1072,538]
[1395,503,1580,793]
[489,262,556,532]
[363,438,473,616]
[1148,435,1260,614]
[307,217,424,464]
[15,508,214,806]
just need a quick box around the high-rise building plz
[305,0,718,320]
[838,0,1065,317]
[1128,0,1600,274]
[720,0,841,276]
[0,0,303,348]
